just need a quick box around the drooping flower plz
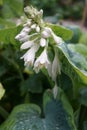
[52,51,61,81]
[46,63,52,78]
[22,26,31,33]
[51,31,63,45]
[20,40,34,50]
[41,27,63,45]
[40,38,47,47]
[15,31,27,41]
[41,27,51,38]
[34,48,50,73]
[19,35,29,42]
[53,81,58,99]
[21,44,39,67]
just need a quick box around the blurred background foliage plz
[0,0,84,19]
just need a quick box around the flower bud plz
[31,24,37,29]
[40,38,46,47]
[36,26,40,32]
[22,26,31,33]
[51,32,63,45]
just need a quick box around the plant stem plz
[0,106,9,119]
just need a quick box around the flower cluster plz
[15,6,63,98]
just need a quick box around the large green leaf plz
[46,23,73,41]
[56,43,87,97]
[79,87,87,106]
[79,32,87,45]
[0,89,76,130]
[65,25,82,43]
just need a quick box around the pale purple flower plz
[19,35,29,42]
[15,31,27,40]
[22,26,31,33]
[20,40,34,50]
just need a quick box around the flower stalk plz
[15,5,64,98]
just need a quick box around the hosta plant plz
[0,5,87,130]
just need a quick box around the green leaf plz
[0,26,22,44]
[46,23,73,41]
[57,43,87,85]
[65,25,82,43]
[0,89,76,130]
[20,73,43,94]
[2,0,24,18]
[79,32,87,45]
[0,65,7,77]
[79,87,87,106]
[0,18,15,29]
[68,44,87,58]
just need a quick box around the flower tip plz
[15,35,20,40]
[40,9,43,14]
[53,84,58,99]
[52,33,63,44]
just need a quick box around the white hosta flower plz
[42,27,63,45]
[20,40,34,50]
[53,82,58,99]
[36,26,40,32]
[51,32,63,45]
[52,52,61,81]
[31,14,35,18]
[23,20,32,27]
[15,31,27,40]
[40,9,43,15]
[46,63,52,78]
[22,26,31,33]
[40,38,47,47]
[31,24,37,29]
[34,48,50,73]
[19,35,29,42]
[41,27,51,38]
[21,44,39,67]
